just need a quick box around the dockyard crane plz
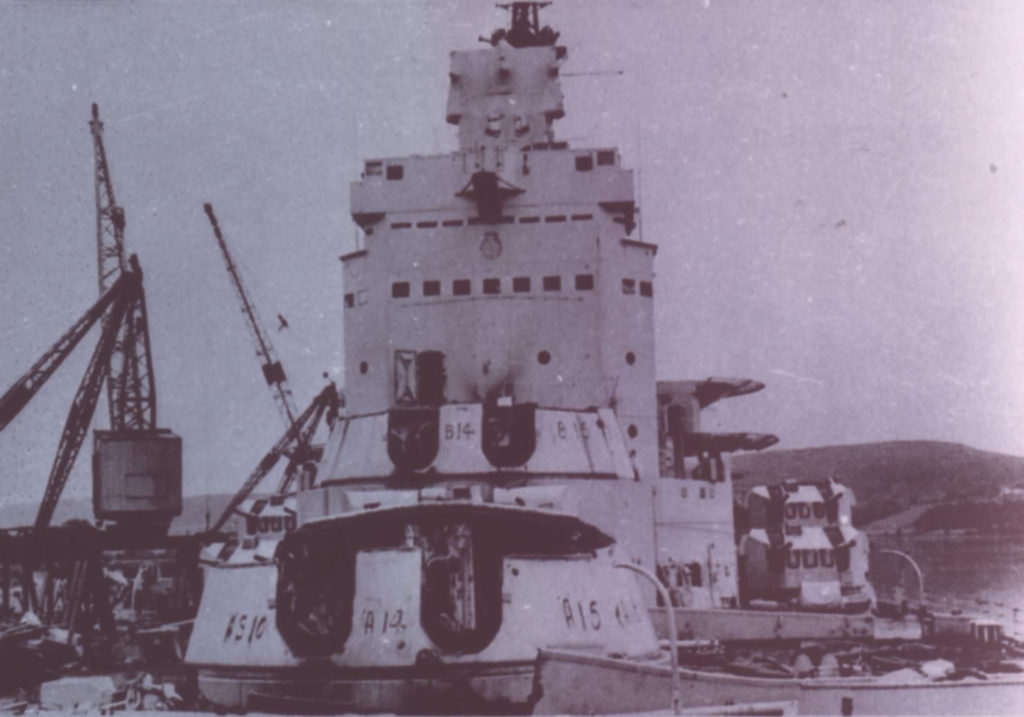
[203,202,300,433]
[0,257,156,530]
[91,104,157,432]
[0,104,190,658]
[0,105,175,531]
[203,203,337,532]
[0,273,132,435]
[210,384,337,533]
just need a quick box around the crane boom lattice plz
[211,386,334,534]
[90,104,156,431]
[203,203,299,431]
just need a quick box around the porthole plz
[359,361,369,375]
[625,351,636,365]
[537,350,551,365]
[627,424,638,438]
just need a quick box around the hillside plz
[4,441,1022,534]
[731,440,1024,528]
[0,493,236,535]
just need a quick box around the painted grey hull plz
[532,648,1024,716]
[184,504,659,713]
[196,660,537,714]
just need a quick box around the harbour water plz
[871,531,1024,636]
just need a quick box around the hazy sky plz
[2,1,1023,506]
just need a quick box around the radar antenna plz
[490,2,559,48]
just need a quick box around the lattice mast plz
[90,103,156,430]
[203,203,299,431]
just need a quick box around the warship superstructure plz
[183,4,1024,715]
[185,5,683,711]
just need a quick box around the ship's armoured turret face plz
[342,16,658,477]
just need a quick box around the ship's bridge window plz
[483,278,501,295]
[392,281,410,298]
[453,279,471,296]
[575,155,593,172]
[386,164,404,181]
[423,280,441,297]
[364,160,383,177]
[575,274,594,290]
[622,278,636,295]
[512,276,531,293]
[344,293,355,308]
[543,275,561,291]
[596,150,616,166]
[640,281,653,297]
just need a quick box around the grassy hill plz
[731,440,1024,528]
